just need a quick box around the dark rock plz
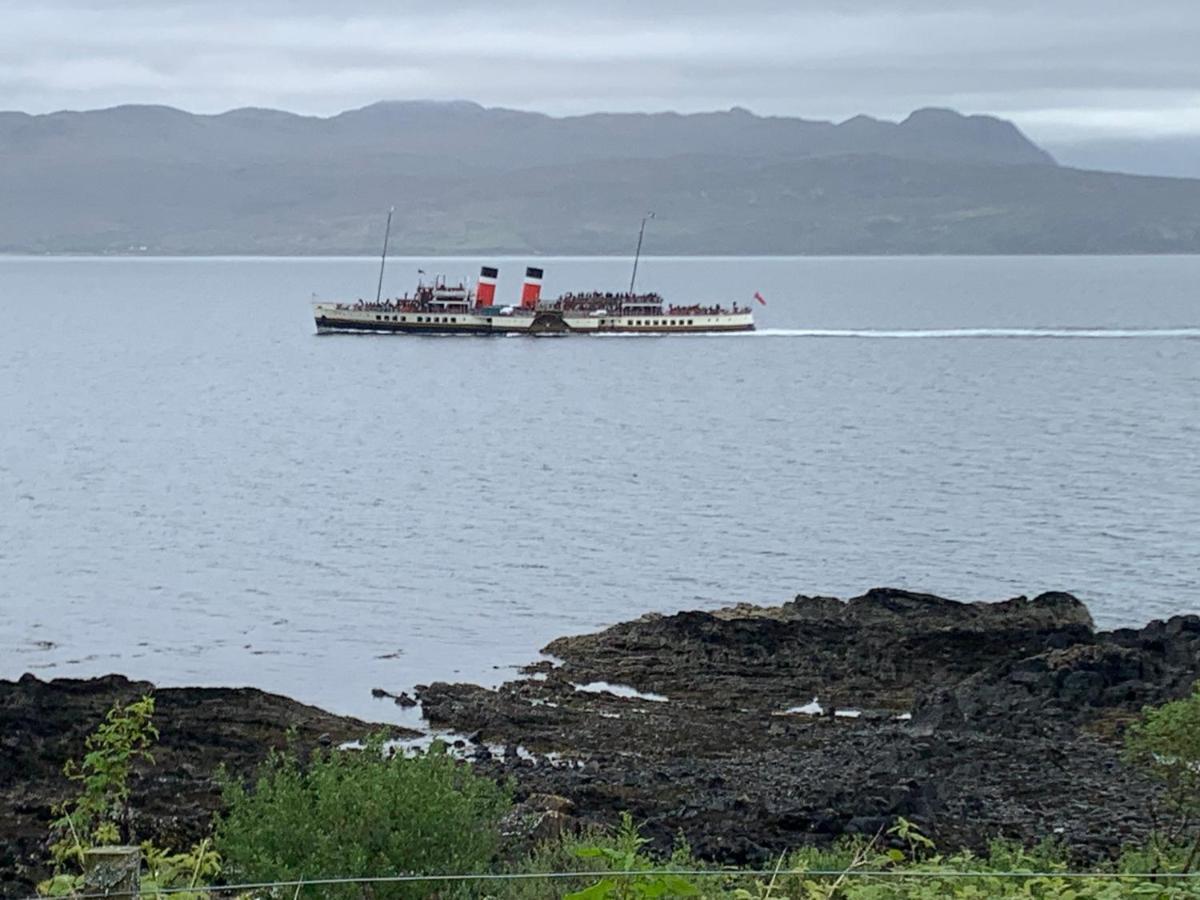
[420,588,1197,867]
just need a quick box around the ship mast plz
[375,206,394,304]
[629,211,655,294]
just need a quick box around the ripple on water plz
[0,256,1198,720]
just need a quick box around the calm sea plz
[2,255,1198,720]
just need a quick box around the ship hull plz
[314,306,755,335]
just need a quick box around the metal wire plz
[22,866,1200,900]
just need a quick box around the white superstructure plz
[314,267,756,336]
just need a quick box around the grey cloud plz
[0,0,1197,141]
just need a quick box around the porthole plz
[400,316,406,322]
[375,315,381,320]
[451,317,457,323]
[688,319,694,325]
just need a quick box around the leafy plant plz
[562,813,700,900]
[38,695,220,899]
[215,736,511,899]
[48,695,158,865]
[1126,681,1200,871]
[141,839,222,900]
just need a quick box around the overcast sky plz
[2,0,1199,144]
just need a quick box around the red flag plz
[754,291,767,306]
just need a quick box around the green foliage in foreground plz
[34,683,1200,899]
[491,817,1200,900]
[1126,681,1200,871]
[214,736,512,900]
[49,694,158,862]
[38,695,219,899]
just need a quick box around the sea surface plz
[2,255,1198,721]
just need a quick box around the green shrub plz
[1126,681,1200,872]
[39,695,220,899]
[561,813,701,899]
[489,815,1200,900]
[495,824,631,900]
[215,737,511,899]
[49,694,158,863]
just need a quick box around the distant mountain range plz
[2,101,1199,255]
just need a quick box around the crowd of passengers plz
[549,292,741,315]
[334,293,466,313]
[333,290,743,317]
[334,299,421,311]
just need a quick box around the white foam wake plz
[744,327,1200,339]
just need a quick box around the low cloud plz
[1,0,1197,141]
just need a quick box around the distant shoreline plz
[4,251,1200,260]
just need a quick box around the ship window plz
[400,316,406,322]
[687,319,694,325]
[375,315,381,320]
[600,320,606,326]
[451,317,457,323]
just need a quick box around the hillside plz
[2,101,1199,255]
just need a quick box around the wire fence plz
[27,866,1200,900]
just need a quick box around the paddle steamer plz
[312,212,757,336]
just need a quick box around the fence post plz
[82,845,141,898]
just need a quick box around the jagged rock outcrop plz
[420,590,1198,864]
[541,588,1096,710]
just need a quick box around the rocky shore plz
[3,589,1198,895]
[417,589,1200,863]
